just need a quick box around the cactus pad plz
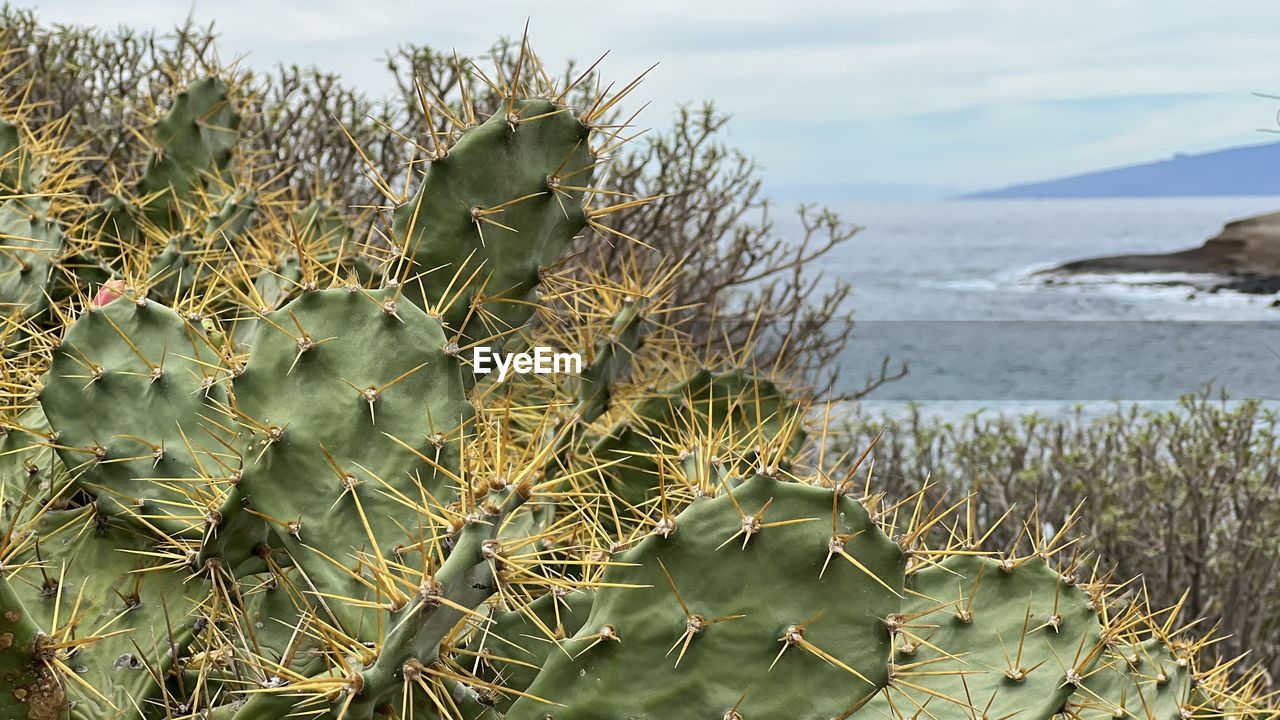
[392,98,593,349]
[39,294,230,538]
[507,474,905,719]
[229,287,472,632]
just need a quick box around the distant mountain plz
[965,141,1280,199]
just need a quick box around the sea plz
[807,197,1280,417]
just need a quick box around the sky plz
[27,0,1280,197]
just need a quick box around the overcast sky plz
[28,0,1280,197]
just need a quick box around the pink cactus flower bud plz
[93,279,127,308]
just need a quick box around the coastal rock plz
[1043,210,1280,293]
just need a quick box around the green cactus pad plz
[87,77,242,268]
[857,554,1105,720]
[38,294,230,538]
[0,118,29,192]
[138,77,241,233]
[294,198,355,266]
[590,369,802,508]
[507,474,904,720]
[473,589,594,714]
[253,198,368,313]
[0,572,65,720]
[7,505,204,718]
[392,98,593,349]
[230,287,472,634]
[0,197,64,322]
[570,298,647,424]
[148,188,256,304]
[1065,638,1193,720]
[1,405,69,529]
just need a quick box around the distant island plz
[965,141,1280,199]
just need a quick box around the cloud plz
[27,0,1280,194]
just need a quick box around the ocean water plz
[811,197,1280,414]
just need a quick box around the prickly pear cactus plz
[862,554,1105,719]
[0,28,1274,720]
[83,76,249,313]
[38,293,230,539]
[228,286,472,629]
[507,474,905,719]
[148,187,257,303]
[0,118,73,324]
[391,96,594,350]
[137,77,242,233]
[589,369,803,508]
[568,297,648,422]
[0,574,65,720]
[471,589,594,714]
[0,405,66,528]
[6,506,204,718]
[1066,636,1192,719]
[251,198,367,312]
[0,200,65,321]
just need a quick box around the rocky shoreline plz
[1040,209,1280,295]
